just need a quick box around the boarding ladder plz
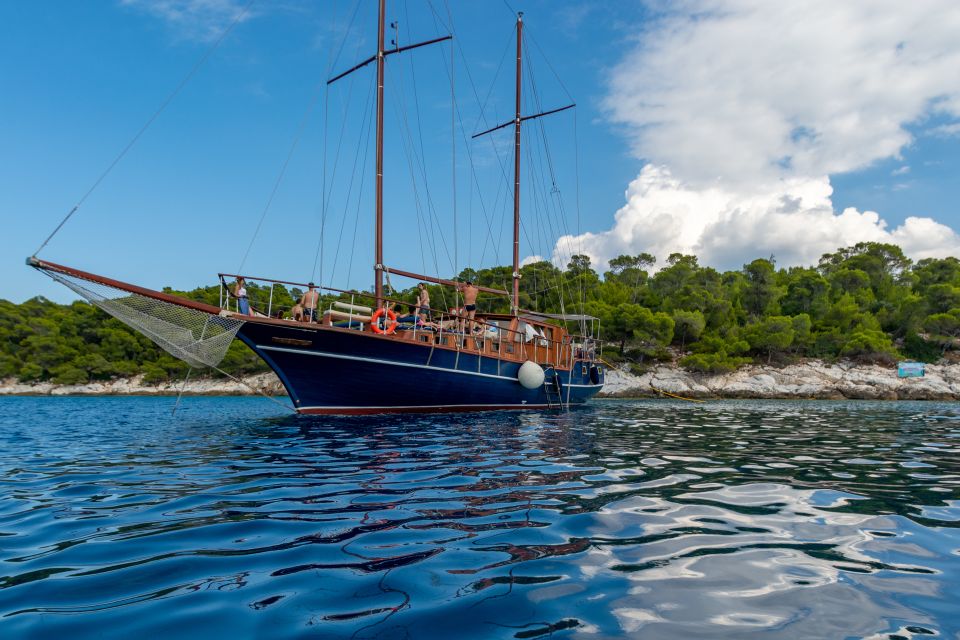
[544,369,566,410]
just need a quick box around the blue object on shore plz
[898,361,925,377]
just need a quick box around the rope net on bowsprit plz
[39,268,245,369]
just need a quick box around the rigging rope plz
[210,364,297,413]
[433,3,515,293]
[312,0,357,285]
[237,74,326,274]
[335,74,376,285]
[319,5,371,287]
[520,36,588,328]
[33,0,256,258]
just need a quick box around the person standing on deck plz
[300,283,319,323]
[234,278,250,315]
[416,283,430,324]
[459,280,479,334]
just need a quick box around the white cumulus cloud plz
[561,0,960,271]
[555,166,960,272]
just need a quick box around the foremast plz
[511,13,523,316]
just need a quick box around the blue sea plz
[0,397,958,639]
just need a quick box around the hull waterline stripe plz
[257,344,519,381]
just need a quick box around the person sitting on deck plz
[416,308,440,331]
[290,301,304,322]
[396,304,418,325]
[300,283,319,323]
[472,316,485,335]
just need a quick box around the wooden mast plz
[324,0,447,308]
[472,12,573,316]
[374,0,386,308]
[511,13,523,315]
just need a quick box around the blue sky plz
[3,1,959,304]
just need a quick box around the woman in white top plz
[234,277,250,315]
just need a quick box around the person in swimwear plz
[458,280,479,334]
[416,283,430,324]
[300,283,319,323]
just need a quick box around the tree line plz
[2,242,958,384]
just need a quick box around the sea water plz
[0,397,958,639]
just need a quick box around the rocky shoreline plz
[600,360,960,401]
[0,372,286,397]
[3,360,960,400]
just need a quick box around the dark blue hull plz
[236,322,604,414]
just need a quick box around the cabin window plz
[581,364,587,376]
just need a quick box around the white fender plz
[517,360,545,389]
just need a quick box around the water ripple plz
[0,397,959,638]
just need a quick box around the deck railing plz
[217,272,598,368]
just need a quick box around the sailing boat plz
[28,3,605,415]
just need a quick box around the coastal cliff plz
[3,361,960,400]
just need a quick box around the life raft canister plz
[371,308,398,335]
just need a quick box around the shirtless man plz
[416,283,430,324]
[459,280,479,334]
[300,283,319,323]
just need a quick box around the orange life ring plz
[371,308,398,335]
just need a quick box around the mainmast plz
[472,12,575,316]
[374,0,386,306]
[511,13,523,315]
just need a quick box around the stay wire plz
[524,28,576,105]
[312,0,351,284]
[334,74,376,284]
[449,7,458,279]
[317,8,371,285]
[211,365,296,413]
[522,45,582,320]
[435,2,512,275]
[33,0,257,258]
[393,45,456,286]
[396,14,455,276]
[434,5,504,269]
[237,71,327,274]
[522,51,579,321]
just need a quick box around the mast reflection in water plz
[0,397,958,639]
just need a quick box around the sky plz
[2,0,959,304]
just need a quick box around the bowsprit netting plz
[38,268,245,369]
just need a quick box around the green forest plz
[3,242,960,384]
